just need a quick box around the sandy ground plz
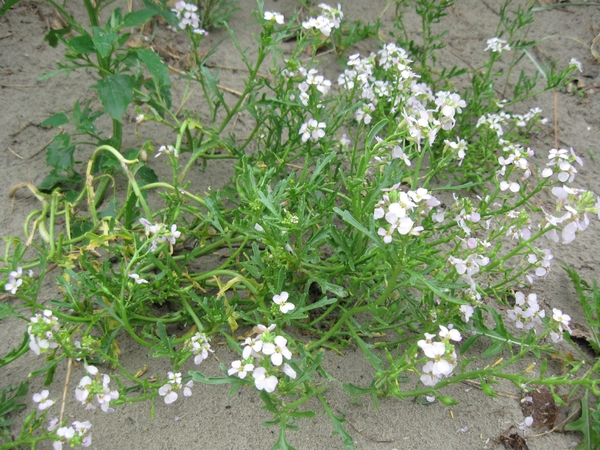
[1,0,600,449]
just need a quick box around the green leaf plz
[92,26,118,59]
[297,296,337,313]
[565,393,599,449]
[137,48,171,88]
[68,35,95,55]
[348,327,383,371]
[37,67,73,81]
[481,341,505,359]
[38,169,83,192]
[333,207,385,250]
[122,9,158,28]
[136,165,158,186]
[46,134,75,171]
[41,112,69,128]
[44,27,71,48]
[319,396,355,450]
[342,383,378,397]
[93,74,134,121]
[0,0,21,16]
[189,371,233,385]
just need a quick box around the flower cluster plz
[374,185,441,243]
[139,218,181,251]
[4,266,29,294]
[337,43,468,151]
[525,249,553,284]
[75,365,119,412]
[302,3,343,37]
[229,324,296,393]
[476,107,546,139]
[418,325,461,387]
[159,372,193,404]
[27,310,61,355]
[485,37,511,53]
[52,420,92,450]
[171,1,208,36]
[507,292,545,332]
[543,185,598,244]
[542,147,583,183]
[297,67,331,107]
[187,332,214,365]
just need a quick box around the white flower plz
[33,390,55,410]
[460,305,474,323]
[253,367,278,392]
[264,11,284,25]
[53,420,92,450]
[228,360,254,379]
[299,119,326,143]
[552,308,572,333]
[519,416,534,430]
[272,291,295,314]
[438,325,461,342]
[156,145,179,158]
[4,277,22,294]
[158,372,189,404]
[262,335,292,366]
[283,363,297,379]
[27,310,60,355]
[485,37,511,53]
[189,333,213,365]
[500,180,520,193]
[128,273,148,284]
[569,58,583,73]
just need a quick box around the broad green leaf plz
[137,48,171,88]
[46,134,75,171]
[122,9,158,28]
[44,27,71,48]
[92,26,118,59]
[136,165,158,186]
[41,112,69,128]
[68,35,95,55]
[93,74,134,121]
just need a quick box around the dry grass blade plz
[592,33,600,62]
